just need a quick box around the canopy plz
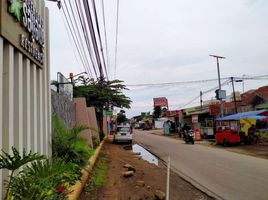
[261,117,268,121]
[216,110,268,121]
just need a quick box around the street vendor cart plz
[215,110,268,146]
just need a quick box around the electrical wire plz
[101,0,110,79]
[60,4,91,78]
[75,0,99,77]
[92,0,109,79]
[63,0,94,78]
[126,74,268,88]
[59,10,84,74]
[59,0,110,80]
[114,0,120,79]
[82,0,105,79]
[178,79,231,109]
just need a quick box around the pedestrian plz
[163,121,170,135]
[248,124,256,136]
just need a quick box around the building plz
[0,1,50,198]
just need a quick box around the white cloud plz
[46,0,268,118]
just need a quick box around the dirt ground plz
[79,141,213,200]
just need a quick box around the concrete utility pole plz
[210,54,226,117]
[200,91,203,112]
[231,77,238,113]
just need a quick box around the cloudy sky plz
[46,0,268,117]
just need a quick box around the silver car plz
[113,125,133,143]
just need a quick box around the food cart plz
[215,110,268,146]
[200,118,214,139]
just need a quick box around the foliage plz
[73,79,132,139]
[92,136,100,149]
[73,79,131,109]
[0,147,45,172]
[8,158,81,200]
[91,152,108,187]
[8,0,23,22]
[52,115,94,166]
[153,106,162,119]
[117,110,128,124]
[0,147,46,199]
[83,150,108,197]
[257,131,268,140]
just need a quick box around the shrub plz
[0,147,46,199]
[8,158,81,200]
[92,136,100,148]
[52,115,94,166]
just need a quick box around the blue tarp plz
[215,110,268,121]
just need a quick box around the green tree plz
[117,110,128,124]
[153,106,162,119]
[73,79,132,139]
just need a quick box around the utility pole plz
[210,55,226,117]
[242,74,245,93]
[200,91,203,112]
[231,77,238,113]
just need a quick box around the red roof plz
[241,85,268,105]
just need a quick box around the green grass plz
[83,150,108,198]
[260,131,268,139]
[91,151,108,187]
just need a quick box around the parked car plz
[113,125,132,143]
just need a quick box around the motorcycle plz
[183,130,195,144]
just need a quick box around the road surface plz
[133,130,268,200]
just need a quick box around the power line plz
[58,9,83,74]
[82,0,105,79]
[178,79,231,109]
[63,0,94,78]
[114,0,120,79]
[74,0,99,77]
[101,0,110,79]
[92,0,109,79]
[126,74,268,88]
[60,3,92,78]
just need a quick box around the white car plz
[113,125,133,143]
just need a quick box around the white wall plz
[0,0,50,198]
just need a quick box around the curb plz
[68,137,106,200]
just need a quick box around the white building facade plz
[0,0,51,198]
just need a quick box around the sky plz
[45,0,268,117]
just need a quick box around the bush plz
[259,131,268,140]
[8,158,81,200]
[52,115,94,166]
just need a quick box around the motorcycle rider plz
[182,123,191,140]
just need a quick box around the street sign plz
[105,110,113,116]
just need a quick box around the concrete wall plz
[51,90,76,129]
[0,1,50,198]
[74,98,93,147]
[87,107,100,143]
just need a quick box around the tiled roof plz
[241,85,268,105]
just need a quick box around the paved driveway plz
[133,130,268,200]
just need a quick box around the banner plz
[153,97,168,107]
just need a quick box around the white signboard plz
[57,72,73,101]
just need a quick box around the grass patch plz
[82,149,108,199]
[92,151,108,187]
[260,131,268,140]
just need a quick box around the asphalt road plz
[133,130,268,200]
